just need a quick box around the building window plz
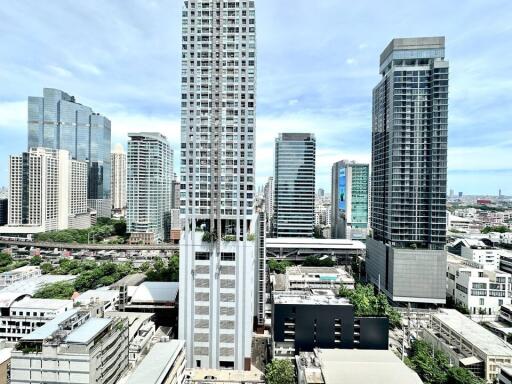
[480,298,484,306]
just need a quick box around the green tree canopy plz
[265,359,295,384]
[33,281,75,300]
[267,259,292,274]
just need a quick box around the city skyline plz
[1,1,512,194]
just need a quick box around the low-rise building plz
[276,266,355,292]
[272,291,388,358]
[447,257,512,315]
[74,288,120,312]
[124,281,178,329]
[296,348,422,384]
[0,296,73,342]
[10,308,129,384]
[499,365,512,384]
[423,308,512,383]
[0,265,41,288]
[449,239,501,269]
[105,311,155,367]
[0,340,12,384]
[184,368,264,384]
[0,274,76,297]
[125,340,186,384]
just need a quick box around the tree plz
[313,225,324,239]
[40,262,54,274]
[30,255,42,266]
[481,225,510,234]
[303,256,334,267]
[267,259,292,274]
[446,367,485,384]
[0,252,13,268]
[33,281,75,299]
[265,359,295,384]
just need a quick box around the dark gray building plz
[272,292,388,356]
[0,198,7,226]
[27,88,111,217]
[274,133,316,237]
[366,37,448,305]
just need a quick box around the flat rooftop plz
[0,274,76,296]
[11,297,72,310]
[266,237,365,250]
[274,291,350,306]
[75,288,119,304]
[0,265,40,276]
[185,367,264,383]
[22,308,79,341]
[110,273,146,288]
[130,281,178,303]
[307,349,422,384]
[126,340,184,384]
[434,309,512,356]
[105,311,154,339]
[66,317,112,344]
[286,266,354,279]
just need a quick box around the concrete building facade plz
[127,132,172,242]
[6,148,89,234]
[178,0,258,371]
[111,144,127,215]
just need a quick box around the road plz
[0,239,179,251]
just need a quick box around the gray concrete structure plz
[367,37,448,304]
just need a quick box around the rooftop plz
[130,281,178,304]
[185,367,264,383]
[299,349,422,384]
[110,273,146,288]
[11,297,72,310]
[274,291,350,306]
[380,36,445,65]
[105,311,154,339]
[0,265,40,276]
[266,237,365,250]
[75,288,119,304]
[0,274,75,296]
[66,317,112,344]
[22,308,79,341]
[125,340,185,384]
[434,309,512,356]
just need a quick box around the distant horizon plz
[1,1,511,195]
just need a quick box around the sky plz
[0,0,511,195]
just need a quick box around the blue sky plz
[1,0,511,195]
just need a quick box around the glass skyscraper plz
[273,133,316,238]
[27,88,111,217]
[331,160,369,240]
[366,37,448,304]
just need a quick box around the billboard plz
[338,168,346,211]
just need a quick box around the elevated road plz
[0,239,179,251]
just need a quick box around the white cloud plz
[0,101,26,131]
[346,58,357,65]
[47,65,73,78]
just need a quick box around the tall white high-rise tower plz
[178,0,257,370]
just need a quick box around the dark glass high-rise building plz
[366,37,448,305]
[27,88,111,217]
[273,133,316,237]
